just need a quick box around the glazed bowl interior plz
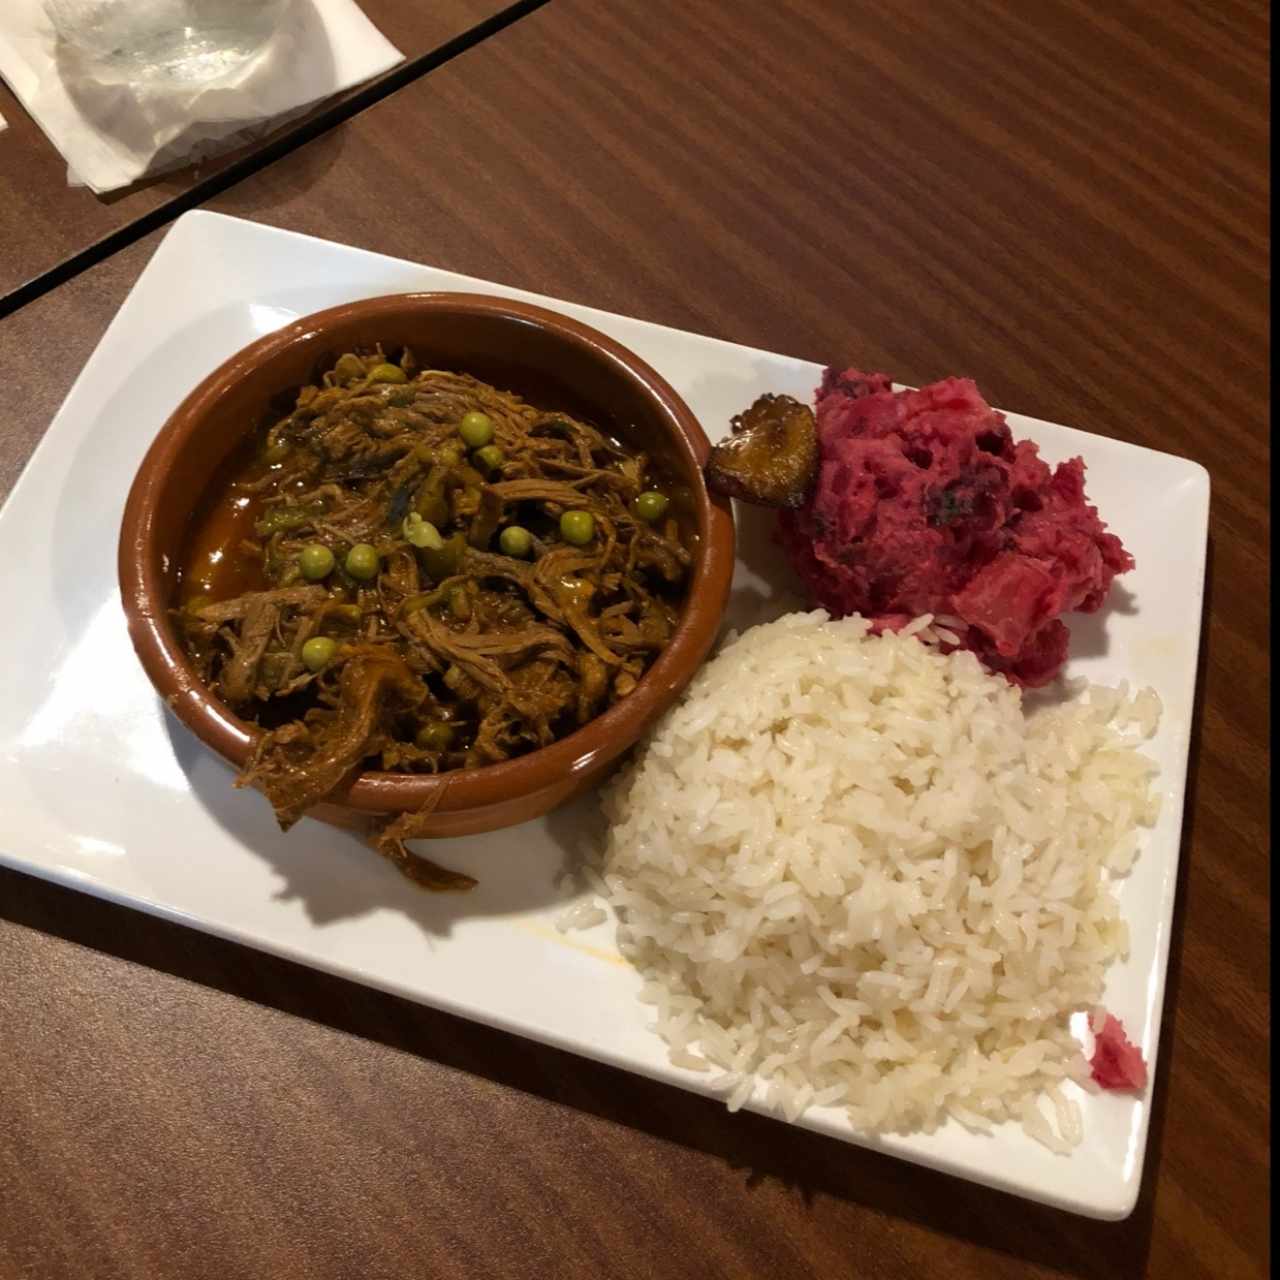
[119,292,735,826]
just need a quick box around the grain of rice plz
[556,899,608,932]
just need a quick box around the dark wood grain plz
[0,0,524,300]
[0,2,1269,1277]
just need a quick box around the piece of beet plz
[1090,1013,1149,1091]
[778,369,1133,686]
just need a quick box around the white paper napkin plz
[0,0,403,193]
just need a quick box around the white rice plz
[593,610,1162,1151]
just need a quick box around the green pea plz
[559,510,595,546]
[301,636,337,672]
[472,444,504,474]
[368,362,408,384]
[632,490,670,522]
[345,543,380,581]
[458,411,494,448]
[298,544,335,580]
[498,525,533,558]
[402,513,444,550]
[416,721,455,752]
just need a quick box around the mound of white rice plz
[591,611,1162,1151]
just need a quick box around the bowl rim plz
[118,290,735,816]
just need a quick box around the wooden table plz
[0,0,532,304]
[0,3,1269,1277]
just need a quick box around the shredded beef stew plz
[176,347,690,885]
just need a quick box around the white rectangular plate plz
[0,212,1207,1219]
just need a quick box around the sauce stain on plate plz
[514,920,627,967]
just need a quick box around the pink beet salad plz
[778,369,1134,687]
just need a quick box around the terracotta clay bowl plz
[118,293,735,839]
